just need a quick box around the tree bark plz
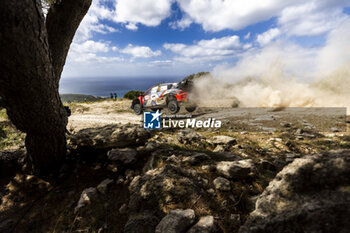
[46,0,92,83]
[0,0,91,176]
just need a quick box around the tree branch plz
[46,0,92,84]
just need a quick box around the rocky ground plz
[0,100,349,233]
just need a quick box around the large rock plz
[182,153,211,165]
[239,150,350,233]
[176,129,203,145]
[216,160,255,179]
[213,177,231,191]
[155,209,195,233]
[187,215,215,233]
[107,148,138,165]
[208,135,237,145]
[74,187,98,213]
[124,211,159,233]
[96,178,114,194]
[69,124,152,150]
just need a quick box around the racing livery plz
[131,82,196,115]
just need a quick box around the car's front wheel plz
[167,100,179,114]
[133,103,142,115]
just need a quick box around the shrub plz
[123,90,144,100]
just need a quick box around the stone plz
[259,159,275,171]
[69,124,152,150]
[176,129,204,145]
[144,141,159,152]
[213,177,231,191]
[216,160,255,179]
[207,188,216,196]
[182,153,210,165]
[239,150,350,233]
[209,135,237,145]
[96,178,114,194]
[213,145,225,152]
[116,175,125,184]
[74,187,98,213]
[280,122,291,127]
[124,211,159,233]
[125,169,135,180]
[166,154,180,163]
[155,209,195,233]
[126,164,206,233]
[187,215,215,233]
[295,128,303,135]
[106,164,118,172]
[107,148,138,165]
[330,127,339,132]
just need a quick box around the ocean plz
[59,76,183,97]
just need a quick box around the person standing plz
[114,93,117,100]
[110,93,113,99]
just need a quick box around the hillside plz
[60,94,106,103]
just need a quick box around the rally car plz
[131,81,197,115]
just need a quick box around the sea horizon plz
[59,76,183,97]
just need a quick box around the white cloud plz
[176,0,350,33]
[169,15,193,30]
[164,35,248,62]
[257,28,281,46]
[125,23,138,31]
[74,0,117,42]
[114,0,173,29]
[278,1,350,36]
[176,0,302,31]
[67,39,123,64]
[121,44,162,58]
[71,40,110,53]
[244,32,251,40]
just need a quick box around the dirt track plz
[67,100,348,133]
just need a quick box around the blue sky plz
[62,0,350,80]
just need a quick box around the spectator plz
[110,93,113,99]
[114,93,117,100]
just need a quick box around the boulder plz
[187,215,215,233]
[216,160,255,179]
[69,124,152,150]
[74,187,98,213]
[213,177,231,191]
[208,135,237,145]
[239,150,350,233]
[182,153,210,165]
[124,211,159,233]
[155,209,195,233]
[176,129,203,145]
[96,178,114,194]
[107,148,138,165]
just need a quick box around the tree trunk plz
[0,0,91,176]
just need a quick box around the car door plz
[143,86,158,107]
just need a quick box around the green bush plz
[123,90,144,100]
[183,71,211,81]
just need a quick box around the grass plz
[0,109,25,151]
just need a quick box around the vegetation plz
[60,94,105,103]
[183,71,211,81]
[0,109,25,151]
[123,90,144,100]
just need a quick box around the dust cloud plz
[191,19,350,112]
